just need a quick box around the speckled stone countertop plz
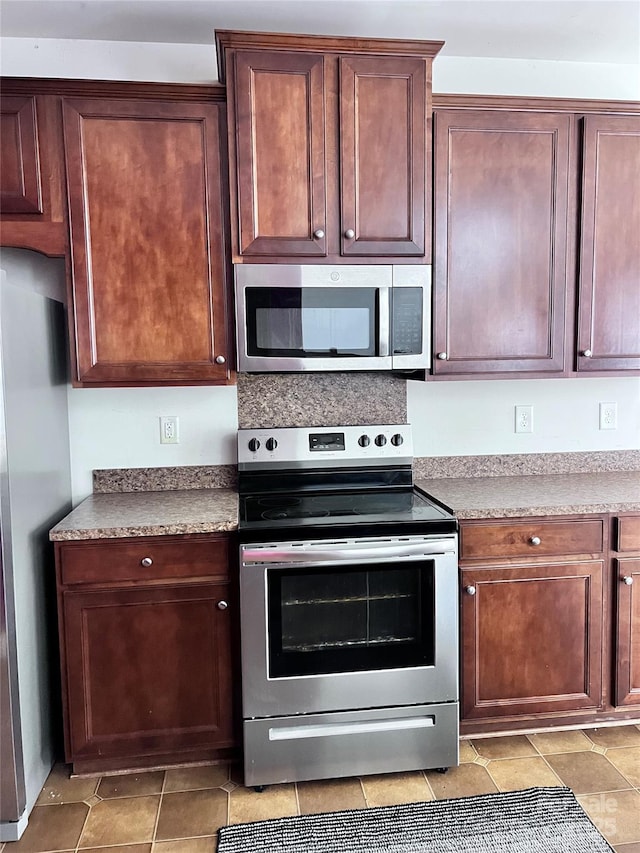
[49,489,238,541]
[417,470,640,519]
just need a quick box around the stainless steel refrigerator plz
[0,278,71,841]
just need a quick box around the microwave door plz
[236,270,393,372]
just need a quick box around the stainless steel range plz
[237,424,459,788]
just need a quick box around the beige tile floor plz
[3,724,640,853]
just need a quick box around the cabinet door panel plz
[63,584,233,760]
[461,561,604,719]
[577,115,640,372]
[63,98,230,384]
[615,558,640,706]
[433,110,570,375]
[233,51,326,257]
[340,55,426,257]
[0,95,42,214]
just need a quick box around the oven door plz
[239,534,459,718]
[235,264,392,372]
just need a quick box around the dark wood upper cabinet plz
[63,96,232,385]
[576,114,640,373]
[432,109,572,376]
[339,55,426,257]
[231,49,327,258]
[0,87,67,256]
[216,30,442,263]
[1,95,42,214]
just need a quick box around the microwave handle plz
[378,286,390,357]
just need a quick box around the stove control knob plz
[265,437,278,452]
[375,434,387,447]
[391,433,404,447]
[248,438,260,452]
[358,435,371,447]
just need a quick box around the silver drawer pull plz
[217,600,229,610]
[270,715,435,741]
[529,536,541,546]
[622,576,634,586]
[140,557,153,567]
[465,585,476,596]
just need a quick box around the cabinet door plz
[62,583,234,762]
[63,98,230,385]
[615,558,640,706]
[0,93,67,256]
[461,561,604,719]
[0,95,42,214]
[577,115,640,372]
[340,55,426,257]
[231,50,326,258]
[433,110,571,375]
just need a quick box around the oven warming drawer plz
[244,702,459,787]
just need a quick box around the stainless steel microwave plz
[234,265,430,373]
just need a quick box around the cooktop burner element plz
[237,424,457,538]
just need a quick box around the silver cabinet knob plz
[344,229,355,239]
[465,585,476,596]
[141,557,153,567]
[215,355,226,364]
[529,536,541,546]
[437,352,448,360]
[622,576,634,586]
[217,600,229,610]
[582,349,592,358]
[313,229,325,239]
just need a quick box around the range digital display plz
[309,432,346,452]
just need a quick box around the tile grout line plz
[73,773,100,853]
[151,770,172,849]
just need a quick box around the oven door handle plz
[242,543,455,564]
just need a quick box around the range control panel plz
[237,424,413,468]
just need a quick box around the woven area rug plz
[218,786,614,853]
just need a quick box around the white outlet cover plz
[515,405,534,434]
[599,402,617,430]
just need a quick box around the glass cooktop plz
[239,487,454,530]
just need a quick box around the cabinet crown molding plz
[1,77,226,102]
[215,29,444,82]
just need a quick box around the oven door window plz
[267,562,435,677]
[245,287,378,358]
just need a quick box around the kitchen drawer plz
[59,536,229,586]
[460,518,605,560]
[616,515,640,552]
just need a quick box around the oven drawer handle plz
[269,715,436,741]
[242,543,455,563]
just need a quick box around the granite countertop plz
[417,470,640,519]
[49,489,238,541]
[50,468,640,541]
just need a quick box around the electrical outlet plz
[599,402,617,430]
[515,405,533,434]
[160,416,179,444]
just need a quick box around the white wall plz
[2,37,639,99]
[408,377,640,457]
[2,37,639,501]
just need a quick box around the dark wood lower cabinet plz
[55,534,236,774]
[615,558,640,706]
[613,517,640,707]
[461,560,605,720]
[459,513,640,735]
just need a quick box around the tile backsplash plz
[237,372,407,428]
